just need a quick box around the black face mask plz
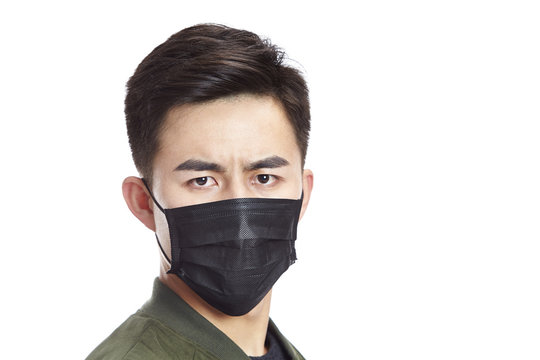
[142,179,303,316]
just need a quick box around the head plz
[124,24,310,183]
[121,24,313,281]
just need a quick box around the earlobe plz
[122,176,157,231]
[299,169,314,221]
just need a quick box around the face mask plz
[142,179,303,316]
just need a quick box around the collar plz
[139,278,299,360]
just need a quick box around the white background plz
[1,1,539,359]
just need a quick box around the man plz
[87,24,313,360]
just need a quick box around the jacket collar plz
[139,278,301,360]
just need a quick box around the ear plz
[299,169,314,221]
[122,176,156,231]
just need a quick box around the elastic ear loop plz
[141,178,165,213]
[141,178,172,265]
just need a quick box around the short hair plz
[125,24,310,181]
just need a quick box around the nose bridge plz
[225,172,251,199]
[222,162,253,199]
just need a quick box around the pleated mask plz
[142,179,303,316]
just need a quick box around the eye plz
[189,176,217,188]
[255,174,277,185]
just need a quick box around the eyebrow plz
[174,156,290,172]
[174,159,225,172]
[245,156,290,171]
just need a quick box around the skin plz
[122,94,314,356]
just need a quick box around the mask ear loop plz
[141,178,165,213]
[154,234,172,265]
[140,178,172,265]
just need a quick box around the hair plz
[125,24,310,181]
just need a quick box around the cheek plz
[154,211,172,257]
[275,170,305,198]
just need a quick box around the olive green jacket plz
[86,279,305,360]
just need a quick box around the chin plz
[240,290,273,318]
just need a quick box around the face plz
[148,94,312,257]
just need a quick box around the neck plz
[159,266,270,357]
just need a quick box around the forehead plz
[155,94,301,167]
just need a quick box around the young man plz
[87,24,313,360]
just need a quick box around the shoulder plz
[86,312,218,360]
